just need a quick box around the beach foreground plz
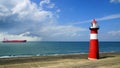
[0,53,120,68]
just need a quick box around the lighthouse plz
[88,19,99,60]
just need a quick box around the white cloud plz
[0,32,42,41]
[47,3,55,8]
[0,5,10,17]
[108,30,120,36]
[40,25,86,37]
[99,30,120,41]
[19,32,30,36]
[0,0,54,22]
[70,13,120,25]
[110,0,120,3]
[97,14,120,21]
[39,0,55,9]
[0,0,86,41]
[40,0,50,7]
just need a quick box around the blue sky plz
[0,0,120,41]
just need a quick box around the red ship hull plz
[3,40,27,43]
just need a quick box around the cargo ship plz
[2,38,27,43]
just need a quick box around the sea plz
[0,42,120,58]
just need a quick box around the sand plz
[0,53,120,68]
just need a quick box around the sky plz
[0,0,120,41]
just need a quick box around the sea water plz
[0,42,120,58]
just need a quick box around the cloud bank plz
[0,0,86,41]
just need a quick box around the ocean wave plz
[0,51,118,58]
[0,55,33,58]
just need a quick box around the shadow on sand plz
[100,56,115,59]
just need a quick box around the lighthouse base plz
[88,57,98,60]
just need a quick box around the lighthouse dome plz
[90,19,99,28]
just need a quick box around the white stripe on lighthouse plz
[90,34,98,39]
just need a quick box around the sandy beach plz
[0,53,120,68]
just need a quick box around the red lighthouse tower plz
[88,19,99,60]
